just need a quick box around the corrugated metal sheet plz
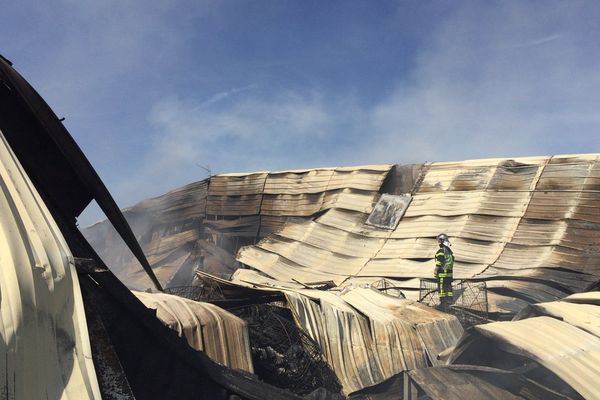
[236,194,388,285]
[133,291,254,373]
[207,165,391,218]
[204,171,267,217]
[0,130,101,398]
[275,220,385,258]
[408,368,521,400]
[206,194,264,216]
[342,288,463,369]
[475,316,600,400]
[261,192,326,216]
[133,180,208,222]
[317,208,390,238]
[263,169,335,194]
[562,291,600,305]
[485,280,567,303]
[286,290,385,394]
[84,179,208,289]
[85,164,391,289]
[450,293,600,399]
[208,172,268,196]
[258,215,291,237]
[116,224,201,289]
[339,276,423,301]
[285,287,463,394]
[204,215,261,237]
[230,268,306,290]
[201,165,392,290]
[477,266,597,292]
[517,300,600,337]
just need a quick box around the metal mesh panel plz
[164,283,225,302]
[419,279,488,328]
[230,304,342,396]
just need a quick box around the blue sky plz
[2,1,600,226]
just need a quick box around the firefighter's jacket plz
[434,245,454,278]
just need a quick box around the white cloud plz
[200,85,258,108]
[363,2,600,163]
[150,91,334,145]
[507,34,563,49]
[110,90,355,204]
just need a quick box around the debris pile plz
[231,304,342,396]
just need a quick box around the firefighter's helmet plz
[437,233,450,246]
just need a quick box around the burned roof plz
[231,155,600,316]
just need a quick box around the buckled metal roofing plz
[234,155,600,315]
[134,291,254,373]
[285,287,463,394]
[450,292,600,400]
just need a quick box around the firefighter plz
[434,233,454,311]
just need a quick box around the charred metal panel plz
[366,193,411,230]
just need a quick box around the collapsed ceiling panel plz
[284,287,463,394]
[134,291,254,373]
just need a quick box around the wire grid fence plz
[229,303,342,396]
[419,279,489,328]
[164,282,225,302]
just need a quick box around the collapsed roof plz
[86,155,600,318]
[285,287,463,393]
[231,156,600,316]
